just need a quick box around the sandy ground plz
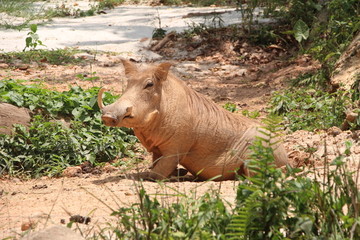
[1,173,238,239]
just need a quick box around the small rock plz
[70,215,91,225]
[346,111,358,122]
[327,126,342,137]
[0,63,9,69]
[21,225,85,240]
[242,42,249,48]
[62,166,82,177]
[21,220,35,231]
[17,64,30,71]
[32,184,48,190]
[103,163,117,173]
[99,62,116,67]
[352,130,360,140]
[73,53,94,60]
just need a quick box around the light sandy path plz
[0,4,269,59]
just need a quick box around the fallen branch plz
[150,31,176,52]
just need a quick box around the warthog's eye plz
[144,81,154,89]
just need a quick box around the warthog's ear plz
[121,59,138,77]
[154,62,172,82]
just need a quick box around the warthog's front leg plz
[144,154,181,180]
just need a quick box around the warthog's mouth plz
[123,114,133,120]
[98,88,135,127]
[101,115,119,127]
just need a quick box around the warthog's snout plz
[100,107,133,127]
[101,115,118,127]
[98,88,134,127]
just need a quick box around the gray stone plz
[22,225,85,240]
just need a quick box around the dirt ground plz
[1,30,359,239]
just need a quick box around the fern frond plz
[226,190,263,239]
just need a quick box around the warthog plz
[98,59,288,180]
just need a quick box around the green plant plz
[105,184,231,239]
[236,0,259,32]
[182,22,209,39]
[0,80,137,177]
[0,49,84,65]
[289,70,329,89]
[269,88,352,131]
[96,0,125,10]
[76,72,100,86]
[293,19,310,49]
[152,28,167,39]
[152,9,167,39]
[242,109,260,119]
[351,73,360,101]
[223,102,238,113]
[23,24,45,51]
[226,115,360,239]
[306,0,359,77]
[0,0,34,15]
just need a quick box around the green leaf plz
[71,107,83,119]
[25,37,32,48]
[6,91,24,106]
[30,24,37,33]
[293,20,309,43]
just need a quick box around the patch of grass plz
[0,0,36,18]
[0,0,50,30]
[96,0,125,9]
[0,49,84,65]
[0,80,137,177]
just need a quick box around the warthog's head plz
[98,59,172,128]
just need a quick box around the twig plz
[150,31,176,52]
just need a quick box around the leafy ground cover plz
[269,87,355,131]
[0,80,137,177]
